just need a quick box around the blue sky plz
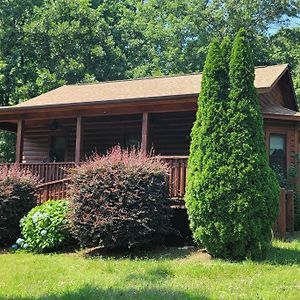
[268,16,300,34]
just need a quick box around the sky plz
[268,16,300,34]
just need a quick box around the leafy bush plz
[20,200,71,252]
[68,146,173,250]
[0,166,37,244]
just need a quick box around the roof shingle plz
[15,64,288,108]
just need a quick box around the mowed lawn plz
[0,239,300,300]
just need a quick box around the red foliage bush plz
[0,165,38,244]
[68,146,173,250]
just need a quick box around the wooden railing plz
[161,156,188,199]
[0,162,76,183]
[37,178,70,204]
[277,188,294,240]
[0,159,295,239]
[28,157,188,203]
[0,158,189,200]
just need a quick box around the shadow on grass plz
[84,246,197,261]
[1,285,208,300]
[125,265,175,284]
[265,245,300,266]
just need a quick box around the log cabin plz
[0,64,298,238]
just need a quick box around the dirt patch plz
[178,248,212,262]
[80,245,211,261]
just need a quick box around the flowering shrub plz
[20,200,71,252]
[11,237,29,251]
[68,146,173,250]
[0,166,37,244]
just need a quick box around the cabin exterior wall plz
[21,111,299,177]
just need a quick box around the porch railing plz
[277,188,294,240]
[1,157,189,200]
[161,156,188,199]
[0,159,294,239]
[32,156,189,203]
[0,162,76,183]
[37,178,70,204]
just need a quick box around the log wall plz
[23,118,76,163]
[150,111,195,156]
[82,114,142,157]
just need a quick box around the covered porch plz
[4,110,194,201]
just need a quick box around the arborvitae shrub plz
[225,29,279,259]
[0,166,37,244]
[186,31,279,260]
[185,38,230,252]
[68,146,172,250]
[20,200,71,253]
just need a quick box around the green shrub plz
[0,166,37,244]
[20,200,71,252]
[68,146,173,250]
[186,30,279,261]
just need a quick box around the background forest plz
[0,0,299,161]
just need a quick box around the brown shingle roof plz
[262,105,300,117]
[14,64,288,108]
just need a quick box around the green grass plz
[1,240,300,300]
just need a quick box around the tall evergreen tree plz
[186,30,279,260]
[225,28,279,260]
[185,38,230,255]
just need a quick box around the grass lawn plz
[0,239,300,300]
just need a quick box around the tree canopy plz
[0,0,299,106]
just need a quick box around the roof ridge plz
[255,63,288,69]
[63,64,288,88]
[65,72,201,88]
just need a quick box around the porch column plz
[141,112,149,154]
[15,120,24,164]
[75,115,82,164]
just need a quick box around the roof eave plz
[263,113,300,122]
[0,93,200,116]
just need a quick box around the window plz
[269,134,286,179]
[50,136,67,162]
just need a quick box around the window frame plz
[269,133,287,177]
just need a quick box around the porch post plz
[15,120,24,164]
[75,115,82,164]
[141,112,149,154]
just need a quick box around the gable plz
[259,70,297,111]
